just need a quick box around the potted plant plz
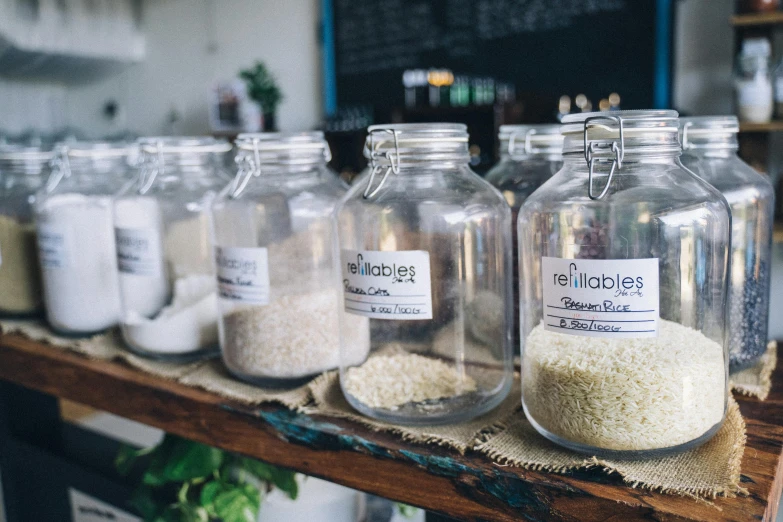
[239,61,283,132]
[116,434,297,521]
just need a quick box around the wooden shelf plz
[740,120,783,132]
[1,334,783,521]
[731,11,783,27]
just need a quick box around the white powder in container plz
[222,287,370,379]
[122,274,218,355]
[522,319,726,452]
[343,353,478,410]
[37,194,121,333]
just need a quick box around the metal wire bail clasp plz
[680,121,694,151]
[45,146,71,193]
[584,115,625,200]
[230,137,262,198]
[363,129,401,199]
[138,141,165,195]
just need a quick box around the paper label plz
[541,257,659,339]
[115,227,162,276]
[69,489,141,522]
[341,249,433,320]
[37,223,69,269]
[215,246,270,304]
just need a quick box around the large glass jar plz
[680,116,774,372]
[336,123,513,425]
[485,124,563,351]
[519,111,730,457]
[114,137,231,361]
[0,145,51,317]
[211,132,347,386]
[35,143,131,334]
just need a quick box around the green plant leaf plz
[213,483,259,522]
[129,486,160,520]
[162,439,224,482]
[270,468,298,500]
[116,444,141,476]
[239,458,274,482]
[396,503,420,518]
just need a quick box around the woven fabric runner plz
[179,360,311,409]
[307,370,520,453]
[0,319,311,409]
[475,397,746,499]
[730,341,777,400]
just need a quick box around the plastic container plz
[680,116,774,372]
[114,137,231,360]
[0,145,52,317]
[335,123,513,425]
[211,132,348,386]
[485,124,563,350]
[35,142,131,335]
[518,110,731,457]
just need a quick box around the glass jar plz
[336,123,513,425]
[114,137,231,360]
[680,116,774,372]
[35,142,131,335]
[735,38,774,123]
[518,110,730,457]
[485,124,563,351]
[0,145,52,317]
[211,132,347,386]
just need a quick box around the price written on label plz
[341,249,433,320]
[541,257,660,339]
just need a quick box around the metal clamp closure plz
[138,141,165,195]
[680,121,694,151]
[45,147,71,193]
[584,115,624,200]
[363,129,401,199]
[230,137,262,198]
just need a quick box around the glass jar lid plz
[0,144,54,175]
[499,124,563,159]
[364,123,469,165]
[361,123,469,199]
[679,116,739,152]
[235,132,331,166]
[561,110,681,200]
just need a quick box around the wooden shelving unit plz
[731,11,783,27]
[740,120,783,132]
[1,333,783,521]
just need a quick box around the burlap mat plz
[307,370,520,453]
[179,360,311,409]
[0,319,311,409]
[730,341,777,400]
[475,397,746,499]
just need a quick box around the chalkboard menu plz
[333,0,664,118]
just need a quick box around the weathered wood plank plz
[0,333,781,522]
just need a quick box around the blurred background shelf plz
[740,121,783,132]
[731,12,783,27]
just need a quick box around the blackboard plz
[332,0,666,119]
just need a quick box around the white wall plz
[0,79,68,136]
[673,0,735,116]
[64,0,323,136]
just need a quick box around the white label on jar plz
[215,246,270,304]
[115,227,162,276]
[37,223,69,269]
[541,257,659,339]
[341,249,433,320]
